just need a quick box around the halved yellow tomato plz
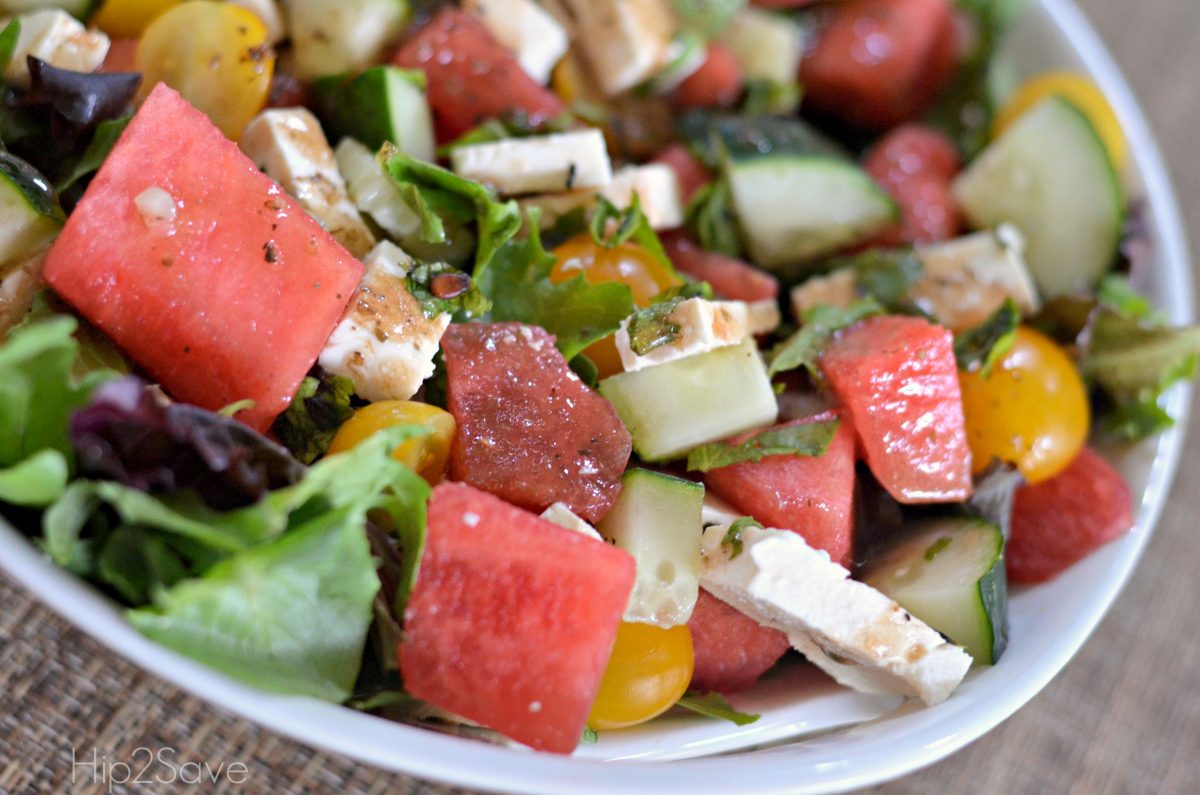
[327,401,456,485]
[587,622,694,731]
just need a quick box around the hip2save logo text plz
[71,746,251,791]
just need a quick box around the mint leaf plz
[687,419,840,472]
[589,195,675,275]
[767,299,884,377]
[271,373,357,465]
[684,175,744,259]
[479,210,635,361]
[380,144,521,277]
[580,726,599,745]
[626,299,684,356]
[826,248,925,310]
[676,692,760,726]
[0,449,69,507]
[954,299,1019,376]
[405,261,491,320]
[721,516,762,559]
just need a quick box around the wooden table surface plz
[2,1,1198,793]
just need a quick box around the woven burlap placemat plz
[3,1,1199,793]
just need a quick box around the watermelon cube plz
[392,9,568,143]
[1007,447,1134,583]
[442,322,633,523]
[704,412,856,566]
[820,315,972,503]
[43,84,362,431]
[688,589,790,694]
[399,482,636,753]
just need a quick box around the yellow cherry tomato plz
[993,72,1127,173]
[587,622,694,731]
[327,401,456,485]
[137,1,274,139]
[959,326,1090,485]
[93,0,182,38]
[550,233,683,378]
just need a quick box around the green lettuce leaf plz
[687,419,840,472]
[56,116,130,192]
[0,316,113,506]
[0,19,19,75]
[271,373,357,465]
[675,691,760,726]
[954,298,1019,376]
[128,504,380,701]
[479,210,635,362]
[767,299,884,378]
[380,144,521,277]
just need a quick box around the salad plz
[1,0,1198,757]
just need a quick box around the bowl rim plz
[0,0,1194,793]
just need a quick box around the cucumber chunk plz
[952,96,1124,299]
[864,517,1007,665]
[599,337,778,462]
[728,156,896,276]
[0,151,63,273]
[597,469,705,628]
[720,7,802,88]
[313,66,435,161]
[334,138,421,240]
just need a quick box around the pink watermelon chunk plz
[820,315,972,503]
[704,411,857,566]
[688,589,790,694]
[442,322,633,523]
[399,482,636,753]
[43,84,362,431]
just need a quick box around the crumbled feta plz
[615,297,777,373]
[239,108,376,258]
[539,502,603,541]
[700,523,972,706]
[317,241,450,402]
[552,0,676,95]
[520,163,684,231]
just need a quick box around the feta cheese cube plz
[615,297,746,373]
[553,0,675,95]
[318,241,451,402]
[910,225,1041,329]
[520,162,684,231]
[450,129,612,197]
[790,226,1041,330]
[540,502,604,541]
[240,108,376,258]
[700,523,972,706]
[462,0,568,84]
[3,10,109,89]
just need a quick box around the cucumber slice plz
[0,151,63,273]
[952,96,1124,299]
[597,469,705,628]
[313,67,435,162]
[678,111,848,165]
[1,1,96,21]
[334,138,421,240]
[286,0,410,81]
[864,517,1007,665]
[728,156,896,275]
[599,337,778,462]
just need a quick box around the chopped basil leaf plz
[684,175,744,259]
[406,261,492,320]
[767,299,884,378]
[687,419,840,472]
[954,298,1020,376]
[721,516,762,559]
[626,299,684,357]
[580,726,599,744]
[478,209,635,362]
[740,78,803,116]
[272,373,357,465]
[827,248,925,310]
[675,692,760,726]
[588,195,675,276]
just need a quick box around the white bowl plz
[0,0,1193,792]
